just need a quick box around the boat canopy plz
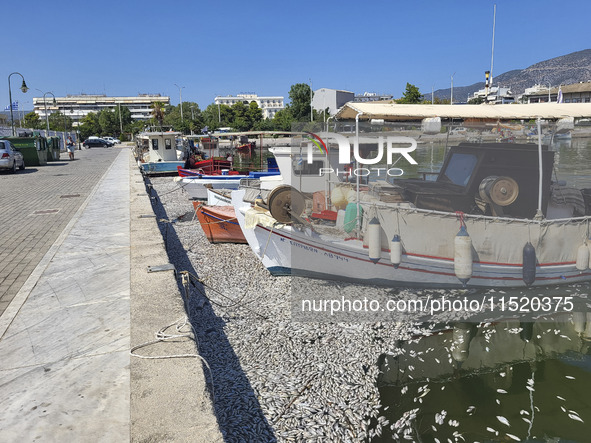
[335,103,591,121]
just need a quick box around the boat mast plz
[490,4,496,89]
[355,112,363,235]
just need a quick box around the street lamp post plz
[174,83,185,125]
[8,72,28,136]
[36,89,56,133]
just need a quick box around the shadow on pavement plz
[148,179,277,442]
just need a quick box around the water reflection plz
[377,314,591,441]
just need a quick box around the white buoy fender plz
[523,242,536,286]
[454,226,472,285]
[576,244,590,271]
[368,217,381,263]
[390,234,402,268]
[573,311,586,334]
[451,323,473,363]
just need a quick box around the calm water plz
[374,137,591,442]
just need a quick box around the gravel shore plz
[147,177,436,442]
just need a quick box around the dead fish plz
[486,427,499,436]
[569,413,584,423]
[557,396,566,401]
[497,389,507,394]
[496,416,510,427]
[506,433,520,441]
[566,375,576,380]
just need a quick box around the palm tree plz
[151,101,165,127]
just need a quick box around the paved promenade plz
[0,146,221,441]
[0,147,120,315]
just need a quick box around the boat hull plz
[232,189,591,289]
[183,177,244,200]
[140,161,185,176]
[194,201,246,244]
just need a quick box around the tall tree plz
[398,83,423,104]
[48,111,73,132]
[79,112,101,139]
[98,109,118,136]
[113,106,133,136]
[24,111,43,129]
[247,101,263,128]
[288,83,313,121]
[272,108,294,131]
[151,101,165,126]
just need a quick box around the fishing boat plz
[135,130,185,176]
[177,157,235,177]
[232,103,591,288]
[193,200,247,244]
[179,170,281,200]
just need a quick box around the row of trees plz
[17,82,446,139]
[143,83,328,135]
[23,111,75,132]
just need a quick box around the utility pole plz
[174,83,185,124]
[451,73,456,105]
[118,102,123,135]
[310,79,313,122]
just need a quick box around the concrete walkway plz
[0,148,221,441]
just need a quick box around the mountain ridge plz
[433,49,591,102]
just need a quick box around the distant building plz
[521,82,591,103]
[214,93,284,119]
[467,86,515,104]
[353,92,393,102]
[33,94,170,125]
[311,88,355,116]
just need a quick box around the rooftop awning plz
[335,102,591,121]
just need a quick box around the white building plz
[214,93,284,119]
[520,82,591,104]
[353,92,393,102]
[33,94,170,125]
[311,88,354,116]
[467,86,515,104]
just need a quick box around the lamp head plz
[20,80,28,93]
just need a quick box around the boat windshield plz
[441,152,478,186]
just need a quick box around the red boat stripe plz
[257,226,584,282]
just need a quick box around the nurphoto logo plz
[304,132,418,177]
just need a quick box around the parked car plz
[0,140,25,173]
[83,138,111,148]
[102,136,120,145]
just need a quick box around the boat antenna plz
[535,117,544,220]
[490,4,496,88]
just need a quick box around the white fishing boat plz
[135,130,185,175]
[232,104,591,288]
[179,171,280,200]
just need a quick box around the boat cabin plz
[394,142,555,219]
[136,131,183,163]
[261,145,342,194]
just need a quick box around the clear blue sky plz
[3,0,590,112]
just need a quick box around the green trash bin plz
[47,136,62,161]
[1,136,48,166]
